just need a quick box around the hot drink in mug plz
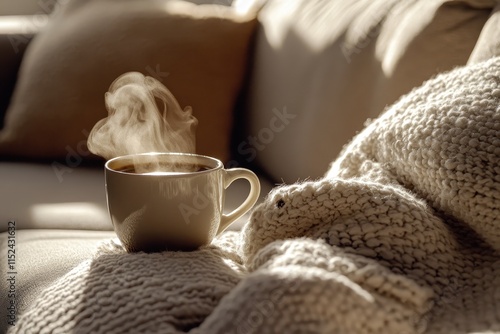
[105,152,260,252]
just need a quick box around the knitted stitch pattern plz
[10,232,244,334]
[241,56,500,333]
[10,57,500,333]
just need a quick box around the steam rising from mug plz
[87,72,197,161]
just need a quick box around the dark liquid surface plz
[116,163,212,174]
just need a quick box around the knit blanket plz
[11,57,500,333]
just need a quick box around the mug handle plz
[217,168,261,235]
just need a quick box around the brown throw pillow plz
[0,0,257,163]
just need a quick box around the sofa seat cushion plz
[0,162,111,232]
[0,162,274,232]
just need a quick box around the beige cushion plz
[244,0,494,183]
[469,2,500,64]
[0,0,257,163]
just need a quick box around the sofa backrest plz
[238,0,499,183]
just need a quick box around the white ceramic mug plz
[105,152,261,252]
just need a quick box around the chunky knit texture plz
[10,57,500,333]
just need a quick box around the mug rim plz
[105,152,223,177]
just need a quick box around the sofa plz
[0,0,499,332]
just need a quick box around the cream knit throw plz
[11,57,500,334]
